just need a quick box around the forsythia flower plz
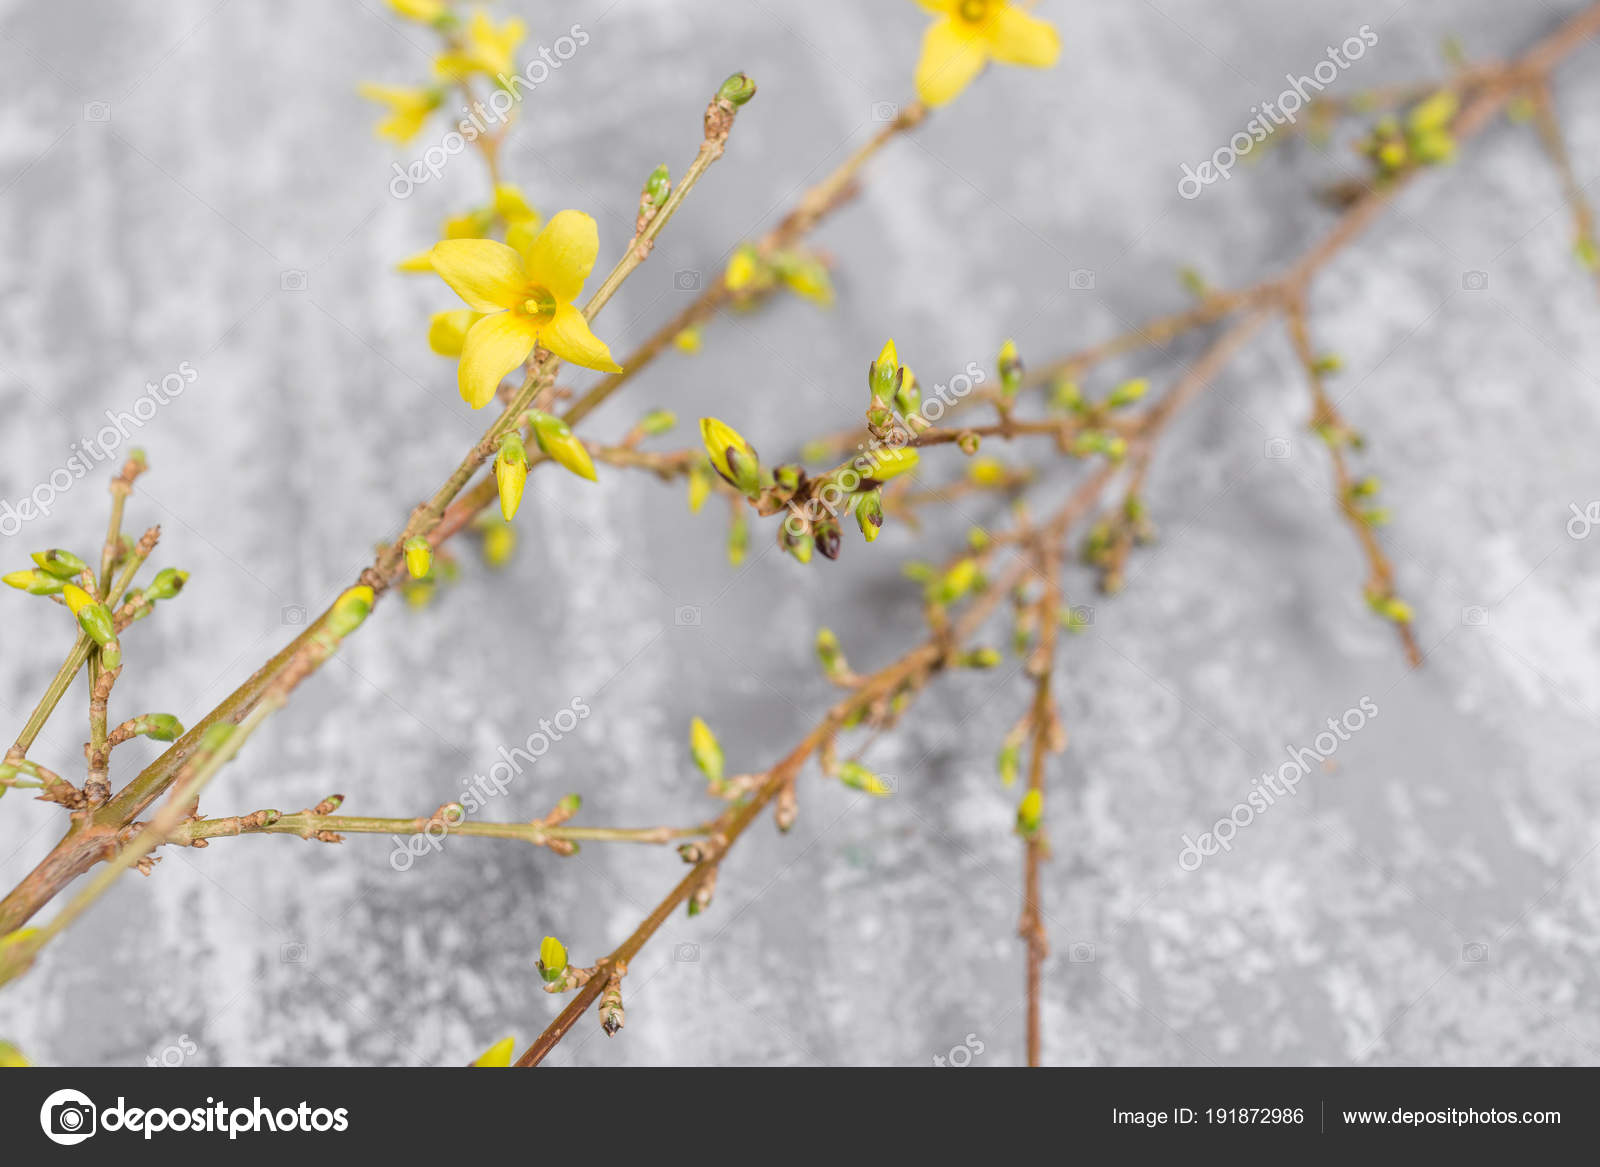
[430,210,622,407]
[387,0,448,22]
[435,9,526,81]
[913,0,1061,108]
[357,83,442,144]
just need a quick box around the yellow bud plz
[403,537,433,580]
[968,458,1009,487]
[61,583,95,616]
[725,246,760,292]
[495,434,529,520]
[326,585,375,638]
[0,1040,28,1067]
[472,1036,516,1067]
[1407,89,1459,134]
[699,418,762,497]
[538,935,568,982]
[689,717,724,786]
[482,522,516,568]
[529,411,597,483]
[674,326,703,354]
[1017,788,1043,836]
[863,446,919,484]
[687,463,713,514]
[492,183,537,224]
[836,760,891,796]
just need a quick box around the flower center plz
[517,286,557,325]
[957,0,993,25]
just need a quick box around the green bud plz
[146,567,189,601]
[403,537,433,580]
[727,511,749,567]
[75,601,117,648]
[1577,237,1600,272]
[997,339,1023,400]
[816,627,846,677]
[781,525,814,564]
[645,163,671,207]
[137,713,185,742]
[869,339,902,403]
[1312,353,1344,375]
[998,742,1021,788]
[689,717,724,787]
[4,569,64,596]
[325,585,375,639]
[198,723,236,753]
[639,408,677,436]
[1106,378,1147,408]
[32,549,88,579]
[1016,788,1043,837]
[814,517,841,561]
[856,489,885,544]
[716,72,757,107]
[700,418,762,498]
[836,761,891,796]
[959,647,1002,669]
[1408,89,1459,134]
[1050,379,1084,413]
[894,369,921,418]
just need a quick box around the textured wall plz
[2,0,1600,1066]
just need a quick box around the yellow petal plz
[915,17,990,107]
[494,183,539,225]
[521,210,600,305]
[536,303,622,374]
[917,0,955,10]
[396,249,435,273]
[430,239,529,312]
[428,309,484,357]
[987,5,1061,68]
[505,217,542,261]
[458,312,539,408]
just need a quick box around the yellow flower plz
[472,1036,516,1067]
[436,9,526,81]
[357,83,442,144]
[913,0,1061,108]
[387,0,448,22]
[430,211,622,408]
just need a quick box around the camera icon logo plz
[1462,942,1489,963]
[40,1088,97,1145]
[1069,942,1096,963]
[1461,270,1489,291]
[281,941,308,963]
[282,605,307,626]
[83,101,111,122]
[674,605,702,627]
[674,942,700,962]
[1461,606,1488,627]
[674,269,702,291]
[1069,604,1095,628]
[871,101,898,121]
[1068,268,1096,290]
[1566,501,1600,539]
[280,269,308,292]
[1264,437,1291,460]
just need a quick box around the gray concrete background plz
[2,0,1600,1066]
